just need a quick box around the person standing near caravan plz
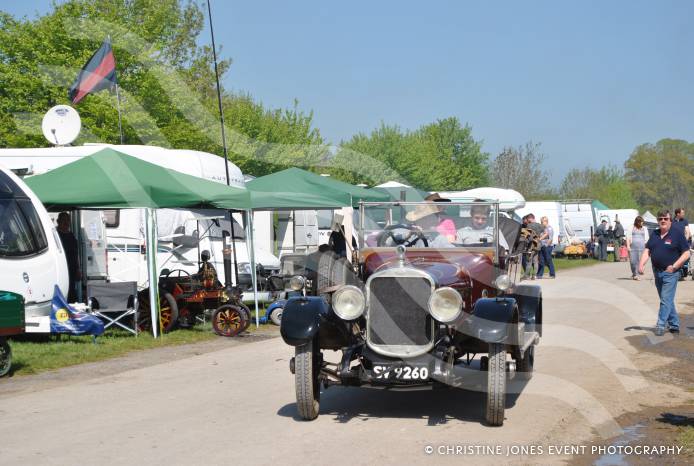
[536,216,556,278]
[596,220,609,261]
[638,210,689,336]
[613,219,625,262]
[56,212,80,303]
[626,216,648,280]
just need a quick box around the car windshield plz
[359,201,500,249]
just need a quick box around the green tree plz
[624,139,694,215]
[0,0,324,175]
[559,165,639,209]
[333,118,489,189]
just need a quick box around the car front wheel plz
[0,338,11,377]
[486,343,506,426]
[295,339,321,420]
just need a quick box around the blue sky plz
[6,1,694,185]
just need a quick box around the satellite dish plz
[42,105,81,145]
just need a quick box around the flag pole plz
[207,0,240,287]
[115,83,124,144]
[107,35,124,145]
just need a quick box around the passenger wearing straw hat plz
[404,201,456,247]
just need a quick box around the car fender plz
[280,296,329,346]
[464,297,517,343]
[511,284,542,337]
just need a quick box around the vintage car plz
[280,201,542,426]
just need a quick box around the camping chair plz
[87,281,138,335]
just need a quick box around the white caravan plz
[0,165,69,332]
[0,144,279,289]
[438,187,526,218]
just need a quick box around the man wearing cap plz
[595,219,609,261]
[638,210,690,336]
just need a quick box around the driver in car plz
[402,203,456,247]
[456,202,509,249]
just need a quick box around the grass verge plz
[8,326,217,376]
[7,317,278,376]
[552,257,602,271]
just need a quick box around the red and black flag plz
[68,39,118,105]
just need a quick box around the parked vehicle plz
[138,250,251,336]
[280,201,542,426]
[0,165,69,332]
[560,200,598,244]
[264,251,325,325]
[0,290,25,377]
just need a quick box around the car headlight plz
[493,274,512,291]
[289,275,305,291]
[428,287,463,323]
[333,285,365,320]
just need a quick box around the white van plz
[0,145,279,289]
[561,201,598,243]
[0,166,69,332]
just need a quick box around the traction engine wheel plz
[212,304,248,337]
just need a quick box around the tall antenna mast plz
[206,0,239,286]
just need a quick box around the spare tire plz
[316,252,358,304]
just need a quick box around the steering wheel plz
[376,224,429,248]
[164,269,192,280]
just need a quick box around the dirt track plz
[0,262,692,465]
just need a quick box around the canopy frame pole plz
[145,208,160,338]
[246,210,260,328]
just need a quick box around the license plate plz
[372,364,429,381]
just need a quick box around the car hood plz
[361,248,494,288]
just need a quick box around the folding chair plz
[87,281,139,335]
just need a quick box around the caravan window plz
[103,210,120,228]
[316,210,334,229]
[0,171,48,258]
[0,199,48,258]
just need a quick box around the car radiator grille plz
[367,276,433,348]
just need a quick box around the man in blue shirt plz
[638,210,690,336]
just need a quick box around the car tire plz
[0,338,11,377]
[516,344,534,380]
[295,338,321,420]
[269,306,283,326]
[486,343,506,427]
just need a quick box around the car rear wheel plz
[486,343,506,426]
[0,338,11,377]
[295,339,321,420]
[516,344,534,380]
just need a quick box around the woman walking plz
[626,216,649,280]
[536,216,556,279]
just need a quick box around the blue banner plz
[50,286,104,336]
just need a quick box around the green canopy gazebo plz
[25,148,251,337]
[246,167,389,210]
